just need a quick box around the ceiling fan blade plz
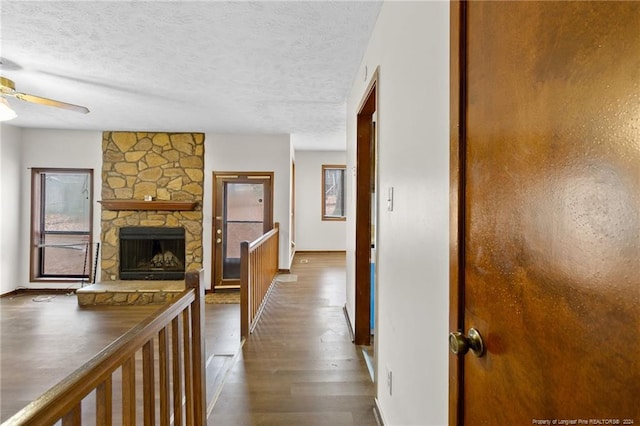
[14,92,90,114]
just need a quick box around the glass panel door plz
[213,172,273,289]
[223,182,266,279]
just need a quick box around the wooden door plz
[212,172,273,291]
[450,2,640,424]
[355,69,377,345]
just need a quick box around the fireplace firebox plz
[119,227,185,280]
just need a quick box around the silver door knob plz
[449,327,485,357]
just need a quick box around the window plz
[31,169,93,281]
[322,165,346,221]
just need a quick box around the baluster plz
[172,316,184,425]
[159,326,170,425]
[142,340,155,424]
[61,403,81,425]
[182,308,193,426]
[122,356,136,425]
[96,377,113,425]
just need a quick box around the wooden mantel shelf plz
[98,200,199,211]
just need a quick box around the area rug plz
[276,274,298,283]
[205,292,240,304]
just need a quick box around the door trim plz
[354,67,378,346]
[291,160,296,265]
[449,1,466,425]
[211,171,274,291]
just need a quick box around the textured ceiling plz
[0,1,382,150]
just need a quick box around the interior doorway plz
[355,68,378,347]
[212,172,273,291]
[290,160,296,265]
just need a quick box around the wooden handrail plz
[3,270,206,426]
[240,222,280,339]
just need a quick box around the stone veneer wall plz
[100,131,204,281]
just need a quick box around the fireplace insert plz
[119,227,185,280]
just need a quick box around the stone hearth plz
[77,281,184,306]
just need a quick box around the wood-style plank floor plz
[0,291,240,422]
[209,252,376,425]
[0,252,374,424]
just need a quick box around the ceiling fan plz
[0,76,90,121]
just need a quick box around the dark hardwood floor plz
[0,291,240,422]
[0,252,375,424]
[209,252,376,425]
[0,293,153,421]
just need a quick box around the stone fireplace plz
[100,132,204,281]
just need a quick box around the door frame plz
[290,160,296,265]
[211,171,274,291]
[354,67,378,346]
[449,1,465,424]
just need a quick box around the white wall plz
[16,129,103,289]
[4,129,292,291]
[0,124,23,295]
[346,2,450,425]
[294,150,346,251]
[203,133,292,286]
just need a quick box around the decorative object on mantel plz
[98,200,199,211]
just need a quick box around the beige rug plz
[276,274,298,283]
[205,292,240,304]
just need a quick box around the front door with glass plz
[213,172,273,290]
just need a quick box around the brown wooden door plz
[451,2,640,424]
[212,172,273,291]
[355,70,377,346]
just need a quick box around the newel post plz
[240,241,250,340]
[185,269,206,425]
[274,222,280,270]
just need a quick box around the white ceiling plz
[0,1,382,150]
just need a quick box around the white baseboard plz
[342,304,355,342]
[374,398,387,426]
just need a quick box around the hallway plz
[209,252,377,425]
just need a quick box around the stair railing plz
[3,270,206,426]
[240,222,280,339]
